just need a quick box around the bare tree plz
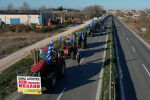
[7,3,14,11]
[83,5,105,18]
[20,2,30,12]
[40,4,46,12]
[145,8,150,14]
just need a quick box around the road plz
[113,17,150,100]
[0,20,91,73]
[4,19,109,100]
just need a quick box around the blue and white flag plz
[46,40,53,64]
[91,19,94,23]
[69,37,73,42]
[90,23,93,27]
[58,37,63,42]
[82,32,84,40]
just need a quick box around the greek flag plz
[69,37,73,42]
[91,19,94,23]
[82,32,84,40]
[46,40,53,64]
[58,37,63,42]
[87,28,90,31]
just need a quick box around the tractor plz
[57,37,81,64]
[86,24,95,37]
[17,45,66,95]
[74,32,87,49]
[30,46,66,90]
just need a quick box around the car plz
[102,25,108,29]
[100,28,108,35]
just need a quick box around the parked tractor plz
[74,32,87,49]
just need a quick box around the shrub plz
[16,24,31,33]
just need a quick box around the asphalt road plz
[4,19,109,100]
[113,17,150,100]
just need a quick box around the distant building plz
[0,12,56,25]
[133,12,141,17]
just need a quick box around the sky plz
[0,0,150,10]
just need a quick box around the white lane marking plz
[142,64,150,77]
[80,56,85,64]
[95,34,108,100]
[132,46,135,52]
[127,38,129,42]
[57,88,66,100]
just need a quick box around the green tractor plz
[74,32,87,49]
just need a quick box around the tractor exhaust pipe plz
[33,49,37,64]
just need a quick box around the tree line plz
[5,2,105,18]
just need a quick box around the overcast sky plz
[0,0,150,10]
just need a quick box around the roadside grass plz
[0,26,87,100]
[121,17,150,45]
[0,55,34,99]
[111,22,120,100]
[100,29,111,100]
[100,17,120,100]
[52,28,67,33]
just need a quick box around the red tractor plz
[63,39,77,59]
[57,38,80,64]
[30,47,66,90]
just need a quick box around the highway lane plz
[4,18,109,100]
[113,17,150,100]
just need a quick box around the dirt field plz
[121,17,150,45]
[0,28,67,59]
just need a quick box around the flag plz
[46,40,53,64]
[82,32,84,40]
[38,71,40,76]
[58,37,63,42]
[69,37,73,42]
[91,19,94,23]
[16,70,18,75]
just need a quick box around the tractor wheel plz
[71,51,76,59]
[58,62,66,78]
[76,53,80,64]
[91,32,94,37]
[78,40,81,47]
[47,75,57,90]
[81,41,86,49]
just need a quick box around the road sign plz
[141,28,147,32]
[17,76,41,94]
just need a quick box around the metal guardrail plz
[109,16,117,100]
[109,17,112,100]
[112,17,125,100]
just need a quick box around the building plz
[133,12,141,17]
[0,12,56,25]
